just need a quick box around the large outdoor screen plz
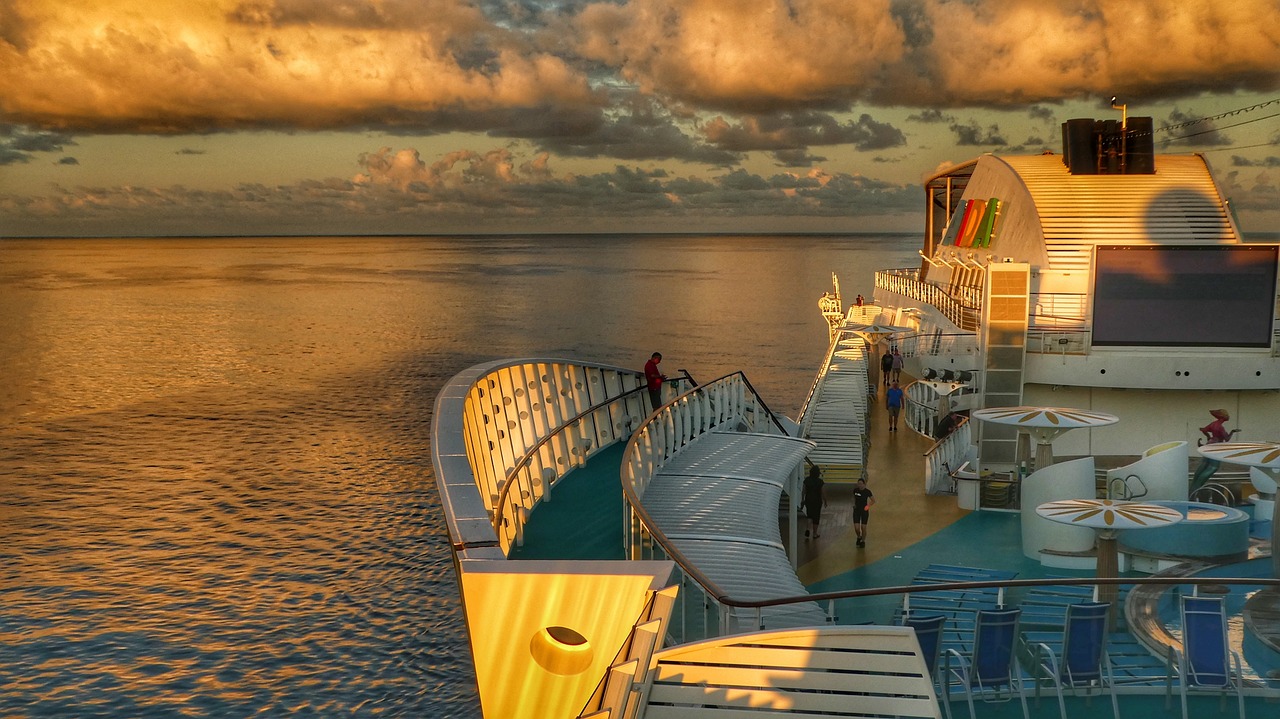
[1092,245,1278,347]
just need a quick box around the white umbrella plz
[840,322,910,342]
[1036,499,1182,616]
[972,406,1119,469]
[1195,441,1280,578]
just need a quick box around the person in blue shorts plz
[885,381,904,432]
[852,479,875,548]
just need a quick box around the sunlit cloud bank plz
[3,1,1277,139]
[0,145,918,236]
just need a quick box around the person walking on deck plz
[644,352,666,410]
[800,465,826,539]
[852,479,875,548]
[890,347,904,382]
[885,381,904,432]
[880,348,893,387]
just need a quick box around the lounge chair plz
[904,614,949,719]
[1174,595,1246,719]
[1027,601,1119,719]
[942,607,1029,719]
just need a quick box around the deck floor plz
[511,380,1280,716]
[793,375,968,585]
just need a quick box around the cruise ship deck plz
[504,362,1280,718]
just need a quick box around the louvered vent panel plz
[1003,155,1236,271]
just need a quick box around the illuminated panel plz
[459,560,674,719]
[1092,245,1278,347]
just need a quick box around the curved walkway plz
[641,430,828,630]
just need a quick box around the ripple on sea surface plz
[0,365,477,718]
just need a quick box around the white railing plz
[876,268,980,331]
[436,358,678,556]
[621,373,770,501]
[923,419,973,496]
[620,372,808,641]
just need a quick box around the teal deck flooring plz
[509,443,626,561]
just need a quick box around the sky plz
[1,0,1279,238]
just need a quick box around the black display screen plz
[1091,245,1278,347]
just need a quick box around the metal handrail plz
[490,384,649,536]
[876,268,981,331]
[490,369,696,542]
[668,573,1280,614]
[619,371,795,600]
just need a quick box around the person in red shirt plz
[1192,409,1238,492]
[644,352,666,410]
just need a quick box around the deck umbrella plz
[839,322,910,347]
[841,323,910,389]
[1036,498,1182,621]
[971,406,1119,469]
[1194,441,1280,578]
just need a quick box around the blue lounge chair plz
[904,614,949,719]
[1175,595,1246,719]
[1028,601,1119,719]
[942,607,1028,719]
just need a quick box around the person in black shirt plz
[852,479,875,548]
[800,465,825,539]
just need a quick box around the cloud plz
[0,1,597,134]
[0,124,75,164]
[2,1,1278,135]
[573,0,907,112]
[1160,108,1233,148]
[949,121,1006,146]
[1231,155,1280,168]
[704,112,906,154]
[1220,168,1280,211]
[0,144,918,235]
[524,94,740,164]
[0,0,1278,172]
[575,0,1280,111]
[907,109,953,124]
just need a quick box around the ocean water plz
[0,234,918,718]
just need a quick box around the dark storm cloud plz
[774,148,827,167]
[1231,155,1280,168]
[1161,109,1233,148]
[950,121,1006,146]
[1027,105,1056,123]
[705,113,906,153]
[907,109,953,124]
[0,125,75,164]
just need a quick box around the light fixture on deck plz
[918,250,944,267]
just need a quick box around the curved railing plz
[620,372,810,634]
[434,358,693,557]
[922,417,973,496]
[876,268,981,331]
[621,371,791,503]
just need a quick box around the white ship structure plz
[432,115,1280,719]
